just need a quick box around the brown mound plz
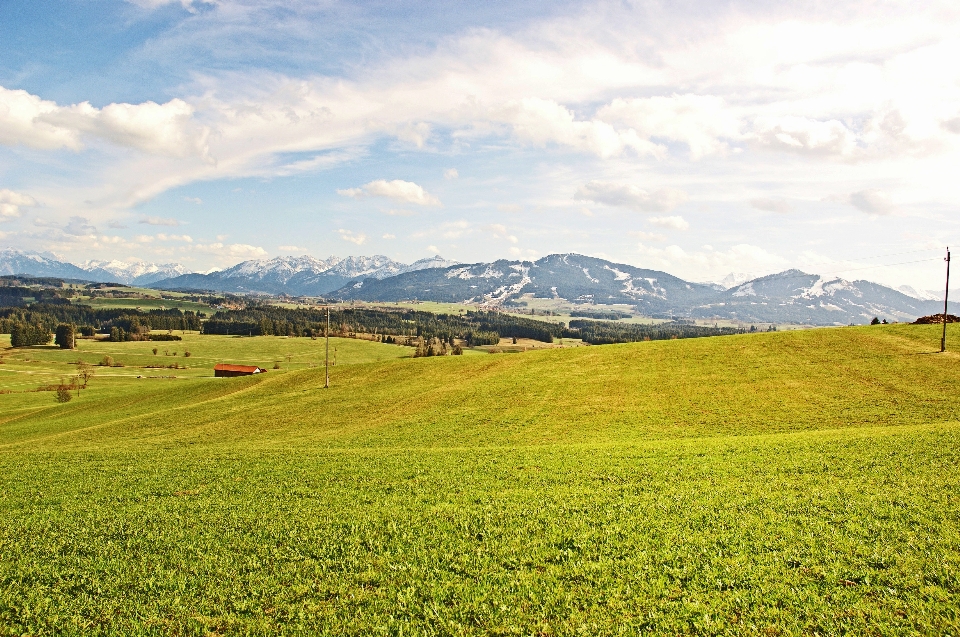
[913,314,960,324]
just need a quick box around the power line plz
[710,249,946,285]
[795,258,942,280]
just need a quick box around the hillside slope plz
[5,324,959,451]
[2,325,959,634]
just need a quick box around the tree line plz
[201,306,565,343]
[0,304,203,345]
[201,305,741,345]
[1,299,745,348]
[567,319,744,344]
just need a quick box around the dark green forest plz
[1,299,744,347]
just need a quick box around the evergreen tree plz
[55,324,76,349]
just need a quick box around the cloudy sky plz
[1,0,958,288]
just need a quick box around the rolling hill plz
[1,325,958,633]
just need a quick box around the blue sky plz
[1,0,959,289]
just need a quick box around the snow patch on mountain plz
[399,255,459,275]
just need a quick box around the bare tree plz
[76,360,94,388]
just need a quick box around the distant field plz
[0,333,413,392]
[73,296,212,313]
[1,324,959,634]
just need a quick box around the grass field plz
[1,324,959,634]
[0,333,413,392]
[72,296,213,313]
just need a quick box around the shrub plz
[183,351,191,357]
[152,348,158,355]
[56,386,72,403]
[146,334,182,341]
[100,355,114,367]
[273,362,280,369]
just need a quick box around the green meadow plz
[72,296,212,314]
[1,325,959,635]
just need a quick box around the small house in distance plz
[214,364,267,378]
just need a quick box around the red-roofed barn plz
[214,364,267,377]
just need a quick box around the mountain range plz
[0,249,187,286]
[0,249,459,295]
[328,254,950,325]
[152,255,459,295]
[0,248,951,324]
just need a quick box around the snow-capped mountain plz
[897,285,944,302]
[330,257,947,325]
[397,255,460,275]
[1,249,428,294]
[81,260,188,286]
[715,272,753,289]
[1,247,949,324]
[692,270,942,324]
[334,253,719,312]
[216,255,342,283]
[152,254,409,295]
[0,248,94,280]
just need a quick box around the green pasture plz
[73,296,212,313]
[1,324,959,634]
[0,333,412,392]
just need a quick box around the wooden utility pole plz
[942,247,951,353]
[325,306,330,388]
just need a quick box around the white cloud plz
[0,86,210,158]
[426,245,439,253]
[139,216,182,226]
[337,179,441,206]
[64,216,97,236]
[156,233,193,242]
[574,181,687,212]
[125,0,213,10]
[487,223,518,243]
[5,3,960,278]
[443,168,459,180]
[338,228,367,245]
[637,243,789,282]
[849,189,896,215]
[630,230,667,242]
[0,189,36,219]
[498,98,663,159]
[750,198,793,213]
[381,234,396,239]
[597,94,742,159]
[752,116,857,157]
[193,242,267,259]
[648,216,690,230]
[391,122,431,148]
[278,245,305,252]
[183,196,202,204]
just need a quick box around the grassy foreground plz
[1,324,959,635]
